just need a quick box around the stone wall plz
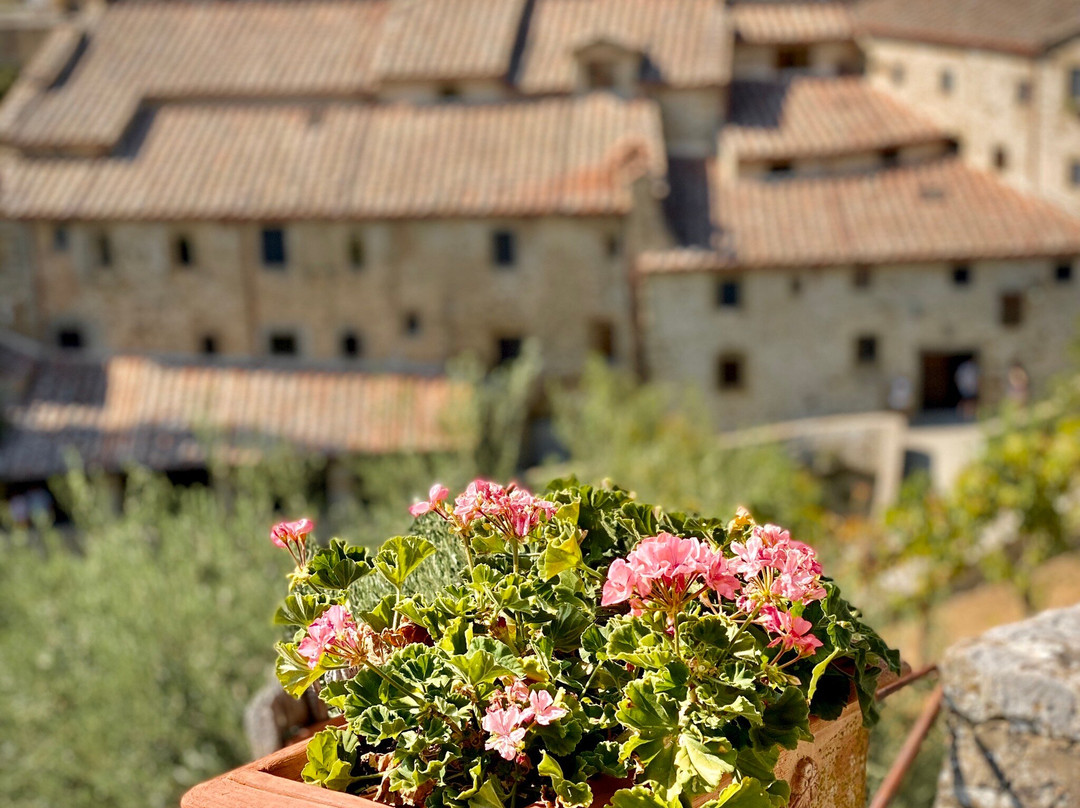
[934,603,1080,808]
[15,211,656,376]
[640,258,1080,429]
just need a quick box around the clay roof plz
[725,77,951,162]
[0,354,466,481]
[0,0,391,152]
[516,0,730,93]
[731,2,854,45]
[0,95,665,221]
[856,0,1080,56]
[641,159,1080,272]
[373,0,527,83]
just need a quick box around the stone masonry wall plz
[934,603,1080,808]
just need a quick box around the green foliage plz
[278,480,896,808]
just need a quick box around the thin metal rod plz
[868,682,945,808]
[877,663,938,701]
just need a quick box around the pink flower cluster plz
[759,607,822,656]
[271,518,314,569]
[297,605,385,670]
[601,532,739,614]
[481,679,568,761]
[408,479,557,540]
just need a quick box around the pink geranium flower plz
[602,532,732,612]
[297,605,360,669]
[527,689,568,726]
[482,705,528,761]
[271,518,314,549]
[409,483,449,518]
[601,558,639,606]
[763,608,823,657]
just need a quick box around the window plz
[855,335,878,366]
[95,233,112,268]
[492,230,516,268]
[404,312,421,336]
[439,84,460,100]
[952,264,971,286]
[268,331,298,356]
[201,335,218,355]
[56,327,83,350]
[891,63,905,86]
[341,331,362,358]
[768,161,793,176]
[1017,80,1032,105]
[261,227,287,268]
[716,354,744,391]
[716,278,741,308]
[1070,159,1080,187]
[606,233,621,259]
[348,236,365,270]
[590,320,616,360]
[1070,67,1080,101]
[585,60,616,90]
[1056,261,1074,283]
[775,45,810,71]
[1000,292,1024,327]
[496,337,523,365]
[993,146,1008,171]
[175,235,194,267]
[853,265,872,289]
[940,68,954,95]
[790,275,802,297]
[880,148,900,168]
[53,226,69,252]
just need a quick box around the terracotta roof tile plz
[1,95,666,220]
[0,355,467,481]
[0,0,390,152]
[373,0,527,82]
[725,77,950,161]
[731,2,854,45]
[856,0,1080,56]
[516,0,730,93]
[641,159,1080,272]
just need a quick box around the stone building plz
[858,0,1080,217]
[0,0,1078,443]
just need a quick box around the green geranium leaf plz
[469,779,506,808]
[538,752,593,808]
[702,778,774,808]
[606,619,672,669]
[609,786,680,808]
[806,647,840,702]
[307,539,372,592]
[546,604,593,653]
[675,735,735,791]
[539,531,584,580]
[360,593,397,633]
[274,641,325,699]
[750,687,812,751]
[273,593,330,627]
[448,649,516,688]
[301,727,365,791]
[375,535,437,589]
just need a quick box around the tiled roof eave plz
[857,23,1044,57]
[732,132,951,163]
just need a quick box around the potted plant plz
[184,479,898,808]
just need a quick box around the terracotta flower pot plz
[182,695,874,808]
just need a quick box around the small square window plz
[341,331,362,358]
[496,337,523,365]
[404,312,421,336]
[775,45,810,70]
[1070,160,1080,187]
[606,234,621,258]
[790,275,802,296]
[590,320,616,360]
[1000,292,1024,327]
[855,335,878,366]
[940,68,954,95]
[1070,67,1080,101]
[53,226,69,252]
[175,235,194,267]
[96,233,112,268]
[201,335,218,355]
[268,331,298,356]
[57,327,83,350]
[1017,80,1032,105]
[952,265,971,286]
[993,146,1008,171]
[1056,261,1073,283]
[586,60,616,90]
[348,236,365,270]
[853,265,872,289]
[716,279,741,308]
[261,227,287,268]
[716,354,744,390]
[492,231,516,268]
